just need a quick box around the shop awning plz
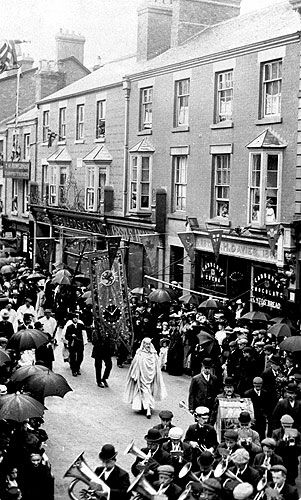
[129,138,155,153]
[47,147,72,162]
[247,129,287,148]
[82,145,112,164]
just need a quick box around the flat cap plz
[201,479,221,493]
[261,438,276,448]
[168,427,183,440]
[270,465,287,475]
[280,414,294,424]
[233,482,254,500]
[253,377,263,384]
[231,449,250,464]
[159,410,173,420]
[157,465,175,476]
[224,429,238,440]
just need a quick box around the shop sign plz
[252,272,284,310]
[196,236,276,264]
[3,161,30,179]
[201,262,225,284]
[108,224,154,242]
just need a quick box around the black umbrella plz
[10,364,49,383]
[240,311,269,322]
[148,289,171,303]
[8,329,49,351]
[24,370,72,399]
[199,298,221,310]
[0,393,45,422]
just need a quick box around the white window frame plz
[11,179,18,214]
[85,166,107,212]
[76,104,84,140]
[140,87,153,130]
[49,165,57,205]
[262,59,282,117]
[42,110,49,143]
[129,154,152,212]
[248,150,282,227]
[213,154,230,217]
[42,164,49,204]
[216,71,233,122]
[172,155,187,212]
[175,79,190,127]
[23,134,30,161]
[96,100,106,139]
[59,107,66,140]
[22,180,29,215]
[49,165,69,206]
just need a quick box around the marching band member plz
[153,465,183,499]
[272,414,301,485]
[198,478,222,500]
[216,429,242,461]
[184,407,218,471]
[253,438,283,474]
[91,444,130,500]
[232,483,254,500]
[131,428,171,482]
[269,465,299,500]
[152,410,175,439]
[195,451,215,482]
[236,411,261,461]
[227,449,260,489]
[162,427,192,477]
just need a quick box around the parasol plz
[0,265,14,275]
[52,269,71,285]
[148,289,171,303]
[197,331,218,354]
[26,272,45,281]
[279,336,301,352]
[8,329,49,351]
[0,349,11,366]
[24,370,72,399]
[0,392,45,422]
[199,298,221,310]
[240,311,269,322]
[10,364,49,384]
[267,323,291,338]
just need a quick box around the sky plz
[0,0,287,69]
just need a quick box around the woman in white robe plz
[124,337,167,418]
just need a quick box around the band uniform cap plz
[98,444,117,461]
[202,358,212,368]
[195,406,210,416]
[159,410,173,420]
[168,427,183,440]
[280,414,294,424]
[238,411,251,423]
[224,377,235,387]
[157,465,175,476]
[270,465,287,475]
[197,451,214,467]
[224,429,238,440]
[231,449,250,464]
[144,428,164,442]
[253,377,263,384]
[285,382,297,394]
[201,478,222,493]
[261,438,276,448]
[233,482,254,500]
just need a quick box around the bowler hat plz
[197,451,214,467]
[98,444,117,461]
[238,411,251,424]
[285,383,297,394]
[202,358,212,368]
[144,428,164,443]
[224,377,235,387]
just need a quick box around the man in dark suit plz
[0,311,14,340]
[91,329,115,388]
[153,465,182,499]
[269,465,299,500]
[252,438,283,483]
[92,444,130,500]
[244,377,271,440]
[227,448,260,489]
[161,426,192,478]
[152,410,175,438]
[64,314,85,376]
[272,383,301,432]
[184,406,218,471]
[131,428,171,483]
[272,415,301,485]
[261,356,284,412]
[188,358,220,412]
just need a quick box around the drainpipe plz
[122,78,131,217]
[34,117,38,182]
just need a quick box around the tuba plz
[127,471,161,500]
[124,440,150,461]
[64,452,110,500]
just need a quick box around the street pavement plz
[44,341,192,499]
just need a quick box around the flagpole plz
[15,65,21,130]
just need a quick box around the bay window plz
[130,155,151,211]
[48,165,69,206]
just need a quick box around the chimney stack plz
[137,0,173,61]
[55,29,86,64]
[289,0,301,14]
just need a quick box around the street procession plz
[2,0,301,498]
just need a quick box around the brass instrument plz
[179,400,193,417]
[256,453,270,492]
[127,471,168,500]
[283,428,298,446]
[124,439,159,472]
[64,452,110,500]
[214,449,232,478]
[237,427,254,446]
[177,482,194,500]
[178,462,202,483]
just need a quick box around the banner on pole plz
[106,236,121,268]
[178,232,196,264]
[208,229,223,262]
[140,234,160,277]
[266,224,281,256]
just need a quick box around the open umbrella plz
[240,311,269,322]
[0,349,11,366]
[148,289,171,303]
[8,329,49,351]
[267,323,291,338]
[197,331,218,354]
[24,370,72,399]
[52,269,71,285]
[10,364,48,384]
[0,265,14,275]
[269,317,294,329]
[0,393,45,422]
[279,336,301,352]
[199,298,221,310]
[179,293,199,305]
[26,272,45,281]
[131,287,151,296]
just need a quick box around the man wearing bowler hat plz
[131,428,171,482]
[91,444,130,500]
[0,310,14,340]
[272,383,301,432]
[188,358,220,412]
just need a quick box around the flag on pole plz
[0,40,19,74]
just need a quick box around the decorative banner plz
[140,234,160,277]
[88,250,134,354]
[208,229,223,262]
[266,224,281,256]
[106,236,121,268]
[178,232,196,264]
[36,238,55,269]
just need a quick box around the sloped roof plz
[47,147,72,162]
[82,145,113,163]
[129,138,155,153]
[38,55,138,104]
[7,106,37,125]
[247,129,288,148]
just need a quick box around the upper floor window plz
[140,87,153,130]
[59,107,66,141]
[213,154,230,218]
[22,180,29,214]
[85,166,107,212]
[130,155,151,211]
[23,134,30,161]
[216,71,233,122]
[59,166,68,205]
[76,104,84,140]
[174,79,190,127]
[262,60,282,117]
[172,155,187,212]
[42,110,49,143]
[96,100,106,139]
[11,179,18,214]
[42,164,49,204]
[249,151,282,226]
